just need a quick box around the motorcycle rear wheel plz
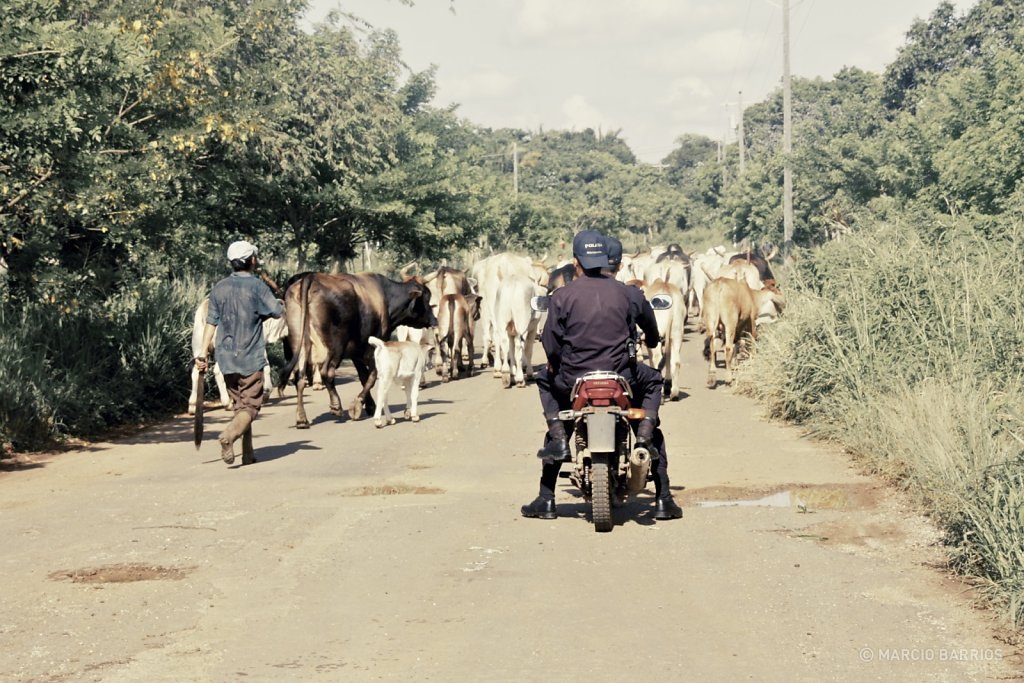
[591,453,613,532]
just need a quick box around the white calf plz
[368,336,426,428]
[394,325,436,387]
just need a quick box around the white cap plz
[226,240,258,262]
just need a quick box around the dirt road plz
[1,334,1021,682]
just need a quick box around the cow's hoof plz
[706,378,716,389]
[516,380,526,388]
[375,419,385,429]
[411,415,420,423]
[348,402,364,420]
[329,406,343,417]
[296,420,310,430]
[435,367,443,376]
[501,372,511,388]
[187,408,196,417]
[442,375,450,383]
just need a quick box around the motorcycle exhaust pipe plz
[627,446,652,494]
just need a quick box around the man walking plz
[195,240,283,465]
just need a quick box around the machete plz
[193,360,205,450]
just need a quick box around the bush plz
[0,278,207,450]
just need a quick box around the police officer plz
[605,235,683,519]
[196,240,283,466]
[522,231,679,520]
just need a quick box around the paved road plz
[1,334,1020,681]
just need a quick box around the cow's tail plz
[276,273,313,391]
[368,336,385,350]
[447,296,457,342]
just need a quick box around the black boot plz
[647,430,681,520]
[654,496,683,520]
[521,495,557,519]
[536,417,571,462]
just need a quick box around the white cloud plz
[560,95,612,132]
[515,0,725,41]
[444,68,519,101]
[662,76,714,105]
[651,28,765,76]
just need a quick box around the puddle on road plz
[698,491,797,508]
[687,483,880,511]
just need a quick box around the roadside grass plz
[737,218,1024,629]
[0,277,207,451]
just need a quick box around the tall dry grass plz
[738,218,1024,628]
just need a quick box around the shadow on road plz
[245,439,320,464]
[0,458,47,473]
[553,497,658,528]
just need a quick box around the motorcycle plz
[531,292,672,532]
[559,371,655,532]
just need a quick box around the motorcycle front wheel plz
[590,453,613,532]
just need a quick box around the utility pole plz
[782,0,794,254]
[512,141,519,196]
[738,90,746,175]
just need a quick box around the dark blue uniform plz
[536,273,663,418]
[523,231,682,521]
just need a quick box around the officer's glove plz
[635,417,656,451]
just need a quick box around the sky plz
[303,0,976,164]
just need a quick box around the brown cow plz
[701,277,784,388]
[279,272,436,428]
[436,292,481,382]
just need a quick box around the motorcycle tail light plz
[626,408,646,421]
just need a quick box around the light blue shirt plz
[206,272,283,376]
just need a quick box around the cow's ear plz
[408,288,423,300]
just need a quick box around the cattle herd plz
[187,243,785,426]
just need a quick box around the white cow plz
[469,252,543,374]
[689,248,734,325]
[492,273,542,388]
[718,260,764,291]
[643,280,687,401]
[187,298,287,415]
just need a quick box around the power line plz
[794,0,815,46]
[743,5,777,88]
[729,0,756,96]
